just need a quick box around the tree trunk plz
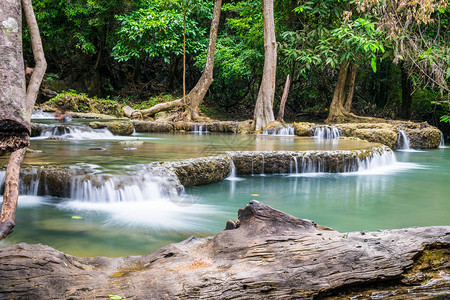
[0,0,29,154]
[0,201,448,299]
[326,61,382,124]
[277,75,290,122]
[343,63,357,112]
[401,63,413,120]
[0,148,26,238]
[184,0,222,120]
[254,0,277,131]
[182,7,187,107]
[0,0,47,239]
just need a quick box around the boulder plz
[89,121,134,136]
[294,122,315,136]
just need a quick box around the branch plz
[22,0,47,116]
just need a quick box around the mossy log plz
[0,201,448,299]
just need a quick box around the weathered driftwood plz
[0,201,448,299]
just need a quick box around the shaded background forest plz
[23,0,450,135]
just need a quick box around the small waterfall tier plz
[0,164,183,202]
[32,123,114,140]
[397,129,411,150]
[313,125,341,140]
[31,110,54,119]
[262,125,295,136]
[229,146,394,175]
[192,124,208,134]
[439,132,446,148]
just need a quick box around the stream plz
[0,118,449,257]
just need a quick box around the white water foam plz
[192,124,208,135]
[59,198,219,230]
[33,124,114,140]
[439,132,447,148]
[314,126,341,140]
[397,129,412,150]
[262,125,295,136]
[226,160,244,181]
[31,110,54,119]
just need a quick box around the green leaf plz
[370,57,377,73]
[109,296,122,300]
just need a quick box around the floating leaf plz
[251,194,260,197]
[71,216,84,220]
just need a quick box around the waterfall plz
[261,154,265,175]
[439,132,446,148]
[227,160,237,179]
[314,125,341,140]
[70,175,171,203]
[35,124,114,140]
[0,168,41,196]
[397,129,411,150]
[31,110,53,119]
[193,124,208,135]
[262,125,295,136]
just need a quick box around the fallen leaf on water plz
[71,216,84,220]
[251,194,260,197]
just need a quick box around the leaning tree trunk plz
[277,74,290,122]
[184,0,222,120]
[254,0,277,131]
[0,0,30,155]
[325,61,382,124]
[0,0,47,239]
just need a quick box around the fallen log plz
[0,201,448,299]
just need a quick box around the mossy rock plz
[89,121,134,136]
[294,122,315,136]
[237,120,254,134]
[132,121,174,133]
[351,128,398,149]
[46,92,124,117]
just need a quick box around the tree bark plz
[326,61,383,124]
[0,201,448,299]
[184,0,222,120]
[254,0,277,131]
[343,62,357,112]
[401,63,413,120]
[0,0,47,239]
[0,148,26,239]
[0,0,29,154]
[277,75,290,122]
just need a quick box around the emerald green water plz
[0,124,448,257]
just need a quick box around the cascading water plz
[193,124,208,135]
[313,125,341,140]
[262,125,295,136]
[439,132,446,148]
[31,110,54,119]
[397,129,411,150]
[35,124,114,140]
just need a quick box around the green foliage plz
[48,91,124,117]
[280,0,385,75]
[112,0,212,63]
